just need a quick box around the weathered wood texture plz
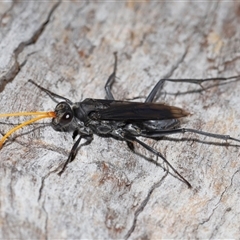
[1,1,240,239]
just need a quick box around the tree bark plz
[1,1,240,239]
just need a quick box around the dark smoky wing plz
[94,101,189,121]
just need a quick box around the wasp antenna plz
[28,79,73,104]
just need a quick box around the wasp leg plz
[159,75,240,85]
[105,52,118,100]
[141,127,240,143]
[72,129,78,140]
[126,141,135,152]
[58,134,93,176]
[145,75,240,103]
[58,135,82,176]
[145,79,165,103]
[123,134,192,188]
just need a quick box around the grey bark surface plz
[1,1,240,239]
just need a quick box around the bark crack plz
[38,167,62,202]
[163,47,188,79]
[41,199,49,240]
[0,1,61,92]
[124,172,168,239]
[192,168,240,237]
[208,168,240,239]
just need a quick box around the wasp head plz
[52,102,75,132]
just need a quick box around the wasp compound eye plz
[60,111,73,124]
[54,102,72,116]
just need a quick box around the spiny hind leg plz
[105,52,118,100]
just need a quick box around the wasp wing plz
[92,100,189,121]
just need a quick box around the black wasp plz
[1,53,240,188]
